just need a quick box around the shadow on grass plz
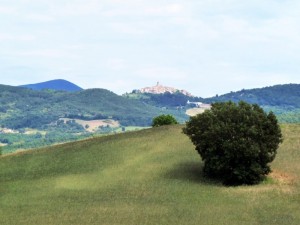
[164,161,222,186]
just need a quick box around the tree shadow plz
[164,161,222,186]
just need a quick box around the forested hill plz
[20,79,83,92]
[124,91,204,107]
[206,84,300,108]
[1,83,299,130]
[0,85,185,129]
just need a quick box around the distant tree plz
[183,101,283,185]
[34,132,43,139]
[152,114,178,127]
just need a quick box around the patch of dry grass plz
[61,118,120,132]
[185,107,205,116]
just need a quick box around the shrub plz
[183,101,283,185]
[152,114,178,127]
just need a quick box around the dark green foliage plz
[152,114,178,127]
[183,101,283,185]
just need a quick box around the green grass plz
[0,124,300,225]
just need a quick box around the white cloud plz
[109,22,148,35]
[25,13,56,22]
[105,58,128,71]
[16,49,77,59]
[145,3,184,15]
[0,0,300,97]
[53,0,103,16]
[0,33,36,41]
[136,67,188,81]
[102,2,185,17]
[0,6,16,14]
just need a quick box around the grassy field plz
[0,124,300,225]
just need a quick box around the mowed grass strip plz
[0,125,300,225]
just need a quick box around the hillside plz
[129,83,300,109]
[0,125,299,225]
[124,91,204,108]
[0,82,299,152]
[20,79,83,92]
[204,84,300,123]
[0,85,186,130]
[206,84,300,108]
[127,83,300,123]
[0,84,189,153]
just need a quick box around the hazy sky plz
[1,0,300,97]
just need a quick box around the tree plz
[183,101,283,185]
[152,114,178,127]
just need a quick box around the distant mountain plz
[135,82,193,97]
[20,79,83,92]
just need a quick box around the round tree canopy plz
[152,114,178,127]
[183,101,283,185]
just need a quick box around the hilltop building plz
[187,100,211,109]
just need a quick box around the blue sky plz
[1,0,300,97]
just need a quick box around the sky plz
[1,0,300,97]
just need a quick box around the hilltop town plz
[136,82,193,97]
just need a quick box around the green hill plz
[0,85,188,153]
[1,125,299,225]
[0,85,186,129]
[124,91,204,107]
[1,83,299,153]
[205,84,300,123]
[207,84,300,107]
[126,84,300,123]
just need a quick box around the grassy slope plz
[0,125,300,225]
